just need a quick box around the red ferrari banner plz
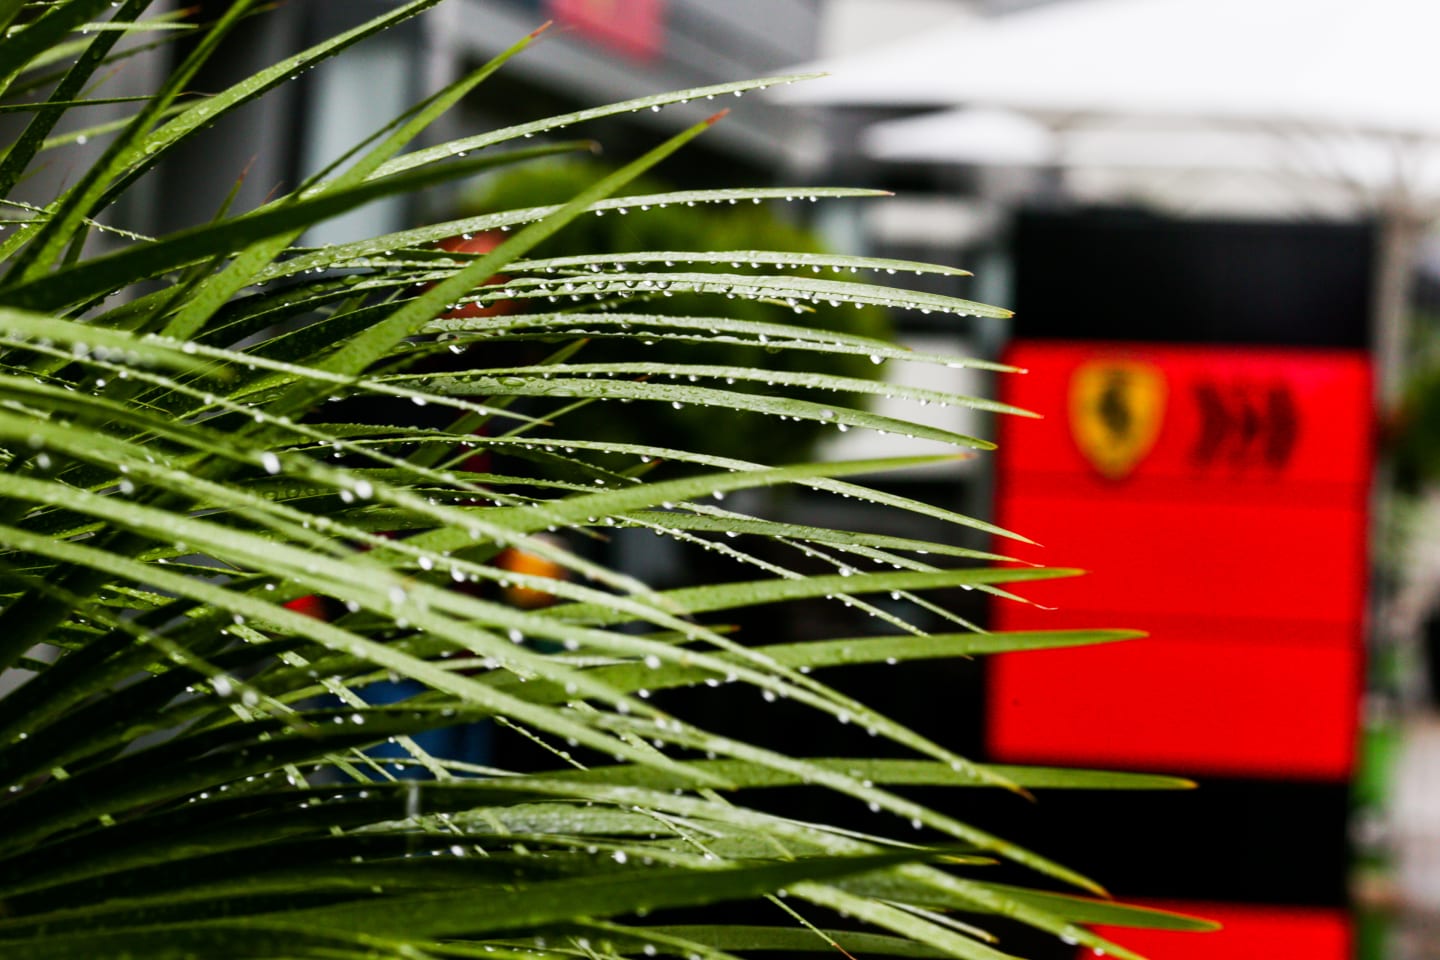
[989,341,1372,779]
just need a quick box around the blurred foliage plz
[1390,309,1440,491]
[1392,369,1440,492]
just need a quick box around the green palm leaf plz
[0,4,1201,959]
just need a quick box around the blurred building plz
[147,0,823,243]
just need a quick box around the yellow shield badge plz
[1069,359,1167,479]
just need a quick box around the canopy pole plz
[1375,209,1421,412]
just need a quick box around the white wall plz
[817,0,979,58]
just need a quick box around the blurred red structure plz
[546,0,666,62]
[990,341,1372,779]
[1085,902,1350,959]
[435,232,514,319]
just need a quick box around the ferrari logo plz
[1069,359,1167,478]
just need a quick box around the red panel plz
[547,0,666,62]
[1000,341,1373,488]
[283,594,329,620]
[988,341,1372,780]
[988,638,1362,778]
[1086,902,1350,959]
[994,494,1368,627]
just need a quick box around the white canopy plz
[862,109,1440,216]
[777,0,1440,402]
[777,0,1440,138]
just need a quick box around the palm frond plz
[0,3,1210,959]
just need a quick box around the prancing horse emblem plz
[1069,359,1166,479]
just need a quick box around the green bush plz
[0,4,1210,959]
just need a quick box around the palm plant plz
[0,3,1214,958]
[452,157,894,466]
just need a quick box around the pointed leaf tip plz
[705,109,731,126]
[530,19,554,38]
